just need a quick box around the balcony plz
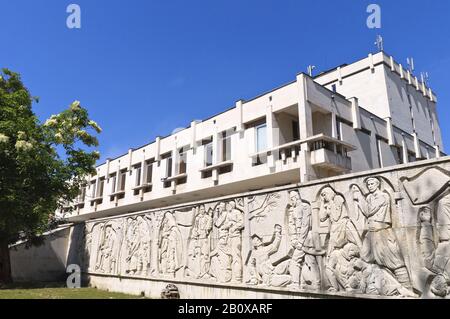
[304,134,355,172]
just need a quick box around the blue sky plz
[1,0,449,163]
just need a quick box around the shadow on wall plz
[9,227,71,283]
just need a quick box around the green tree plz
[0,69,101,284]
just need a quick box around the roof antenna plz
[374,35,384,52]
[307,65,316,77]
[407,57,415,73]
[421,72,430,85]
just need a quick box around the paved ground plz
[0,282,143,299]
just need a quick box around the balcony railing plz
[302,134,355,172]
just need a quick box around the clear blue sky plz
[2,0,449,163]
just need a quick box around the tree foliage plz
[0,69,101,247]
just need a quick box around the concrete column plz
[128,149,133,172]
[349,97,361,130]
[413,132,421,158]
[190,120,198,150]
[385,117,395,146]
[296,74,314,183]
[266,105,277,169]
[401,136,409,164]
[399,64,404,79]
[212,127,220,182]
[435,145,441,159]
[105,159,111,182]
[337,67,343,84]
[236,100,244,132]
[390,56,395,71]
[368,53,374,71]
[155,136,161,162]
[415,77,420,91]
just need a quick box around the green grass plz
[0,282,144,299]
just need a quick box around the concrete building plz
[63,51,444,222]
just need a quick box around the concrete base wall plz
[10,227,71,282]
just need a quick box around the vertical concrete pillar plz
[349,97,361,130]
[296,74,314,183]
[266,105,277,169]
[401,136,409,164]
[413,132,421,159]
[435,145,441,159]
[385,117,395,146]
[236,100,244,132]
[155,136,161,162]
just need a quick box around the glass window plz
[166,156,173,178]
[91,180,96,198]
[178,148,187,174]
[97,178,105,197]
[135,166,142,187]
[205,142,213,167]
[256,123,267,152]
[145,161,153,184]
[110,174,116,193]
[222,132,232,162]
[119,170,127,191]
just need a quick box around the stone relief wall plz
[68,162,450,298]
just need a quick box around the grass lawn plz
[0,282,144,299]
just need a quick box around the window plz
[79,186,86,202]
[203,139,213,167]
[91,180,97,198]
[292,121,300,141]
[336,120,342,141]
[145,160,154,184]
[134,165,142,187]
[97,177,105,197]
[256,123,267,152]
[178,147,188,175]
[394,146,404,165]
[376,138,383,168]
[110,173,117,194]
[221,131,232,162]
[119,169,127,191]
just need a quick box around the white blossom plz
[0,133,9,144]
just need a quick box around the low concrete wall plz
[10,227,71,282]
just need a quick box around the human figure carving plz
[419,206,450,298]
[187,205,213,279]
[209,228,233,283]
[246,224,291,287]
[215,201,244,283]
[286,190,321,290]
[352,177,412,289]
[158,212,183,277]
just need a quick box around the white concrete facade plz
[62,52,444,223]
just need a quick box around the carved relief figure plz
[418,206,450,298]
[186,205,213,279]
[124,216,151,276]
[286,190,321,290]
[209,228,233,283]
[245,224,291,287]
[352,177,412,289]
[95,224,119,274]
[326,243,361,292]
[319,186,362,256]
[158,211,183,276]
[214,200,244,283]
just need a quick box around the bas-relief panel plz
[71,162,450,298]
